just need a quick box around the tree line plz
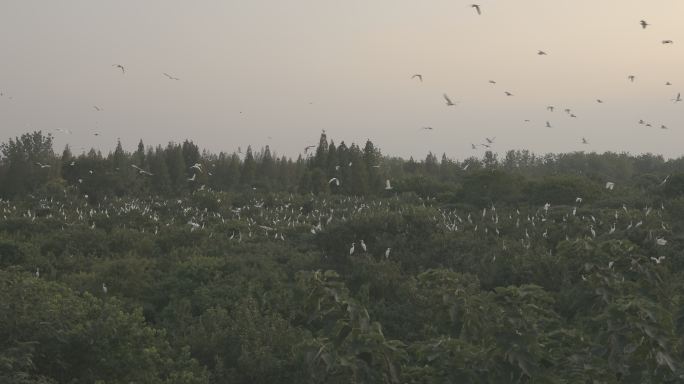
[2,131,684,205]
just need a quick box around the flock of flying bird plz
[407,4,680,151]
[3,4,680,162]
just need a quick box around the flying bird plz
[662,40,674,45]
[304,145,316,153]
[163,73,180,80]
[113,64,125,74]
[673,93,682,102]
[485,137,495,144]
[546,121,552,128]
[547,106,555,112]
[488,80,496,85]
[93,106,102,111]
[470,4,481,15]
[411,74,423,82]
[504,91,514,96]
[443,94,457,106]
[581,137,588,144]
[627,75,635,82]
[537,50,547,55]
[596,99,604,103]
[640,20,649,29]
[651,256,666,264]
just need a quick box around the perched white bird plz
[102,283,108,294]
[385,248,391,259]
[328,178,340,186]
[188,174,196,182]
[349,242,355,255]
[385,179,393,190]
[35,268,40,278]
[360,240,367,252]
[605,182,615,190]
[656,238,667,246]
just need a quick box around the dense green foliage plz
[1,131,683,382]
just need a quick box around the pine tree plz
[313,131,329,170]
[165,143,187,195]
[150,146,172,194]
[241,146,257,187]
[134,139,146,167]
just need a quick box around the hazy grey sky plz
[1,0,683,160]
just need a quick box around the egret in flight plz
[443,94,457,106]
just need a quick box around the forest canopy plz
[0,131,683,383]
